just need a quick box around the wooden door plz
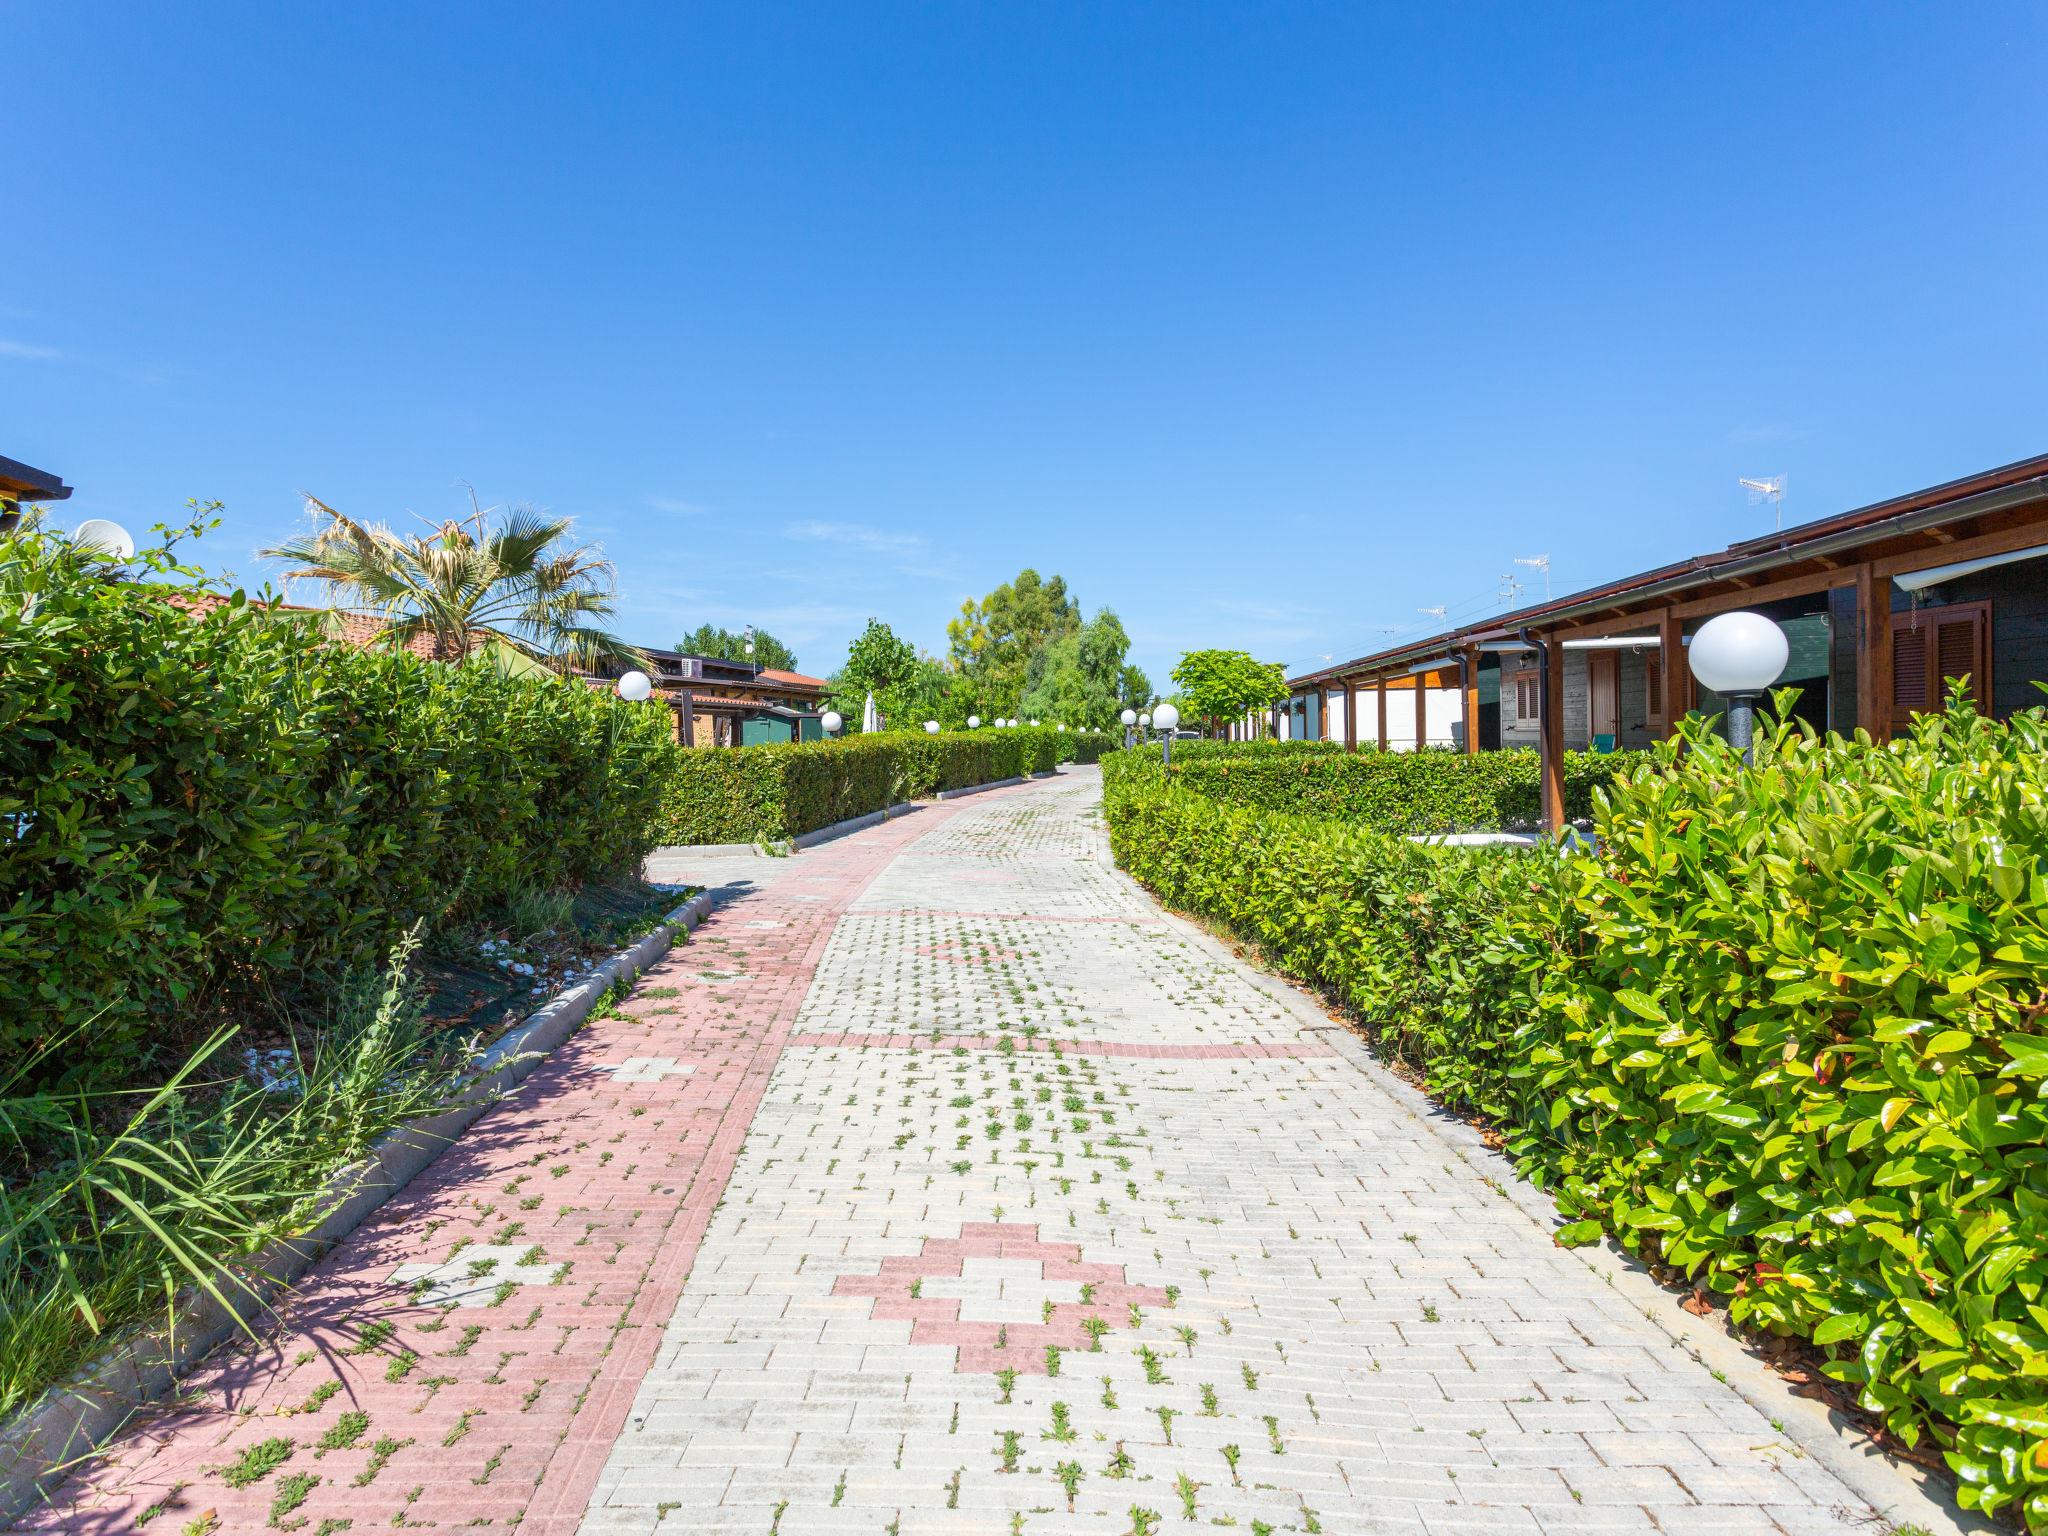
[1890,600,1991,733]
[1588,651,1619,746]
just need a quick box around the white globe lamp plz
[1686,610,1788,758]
[1153,702,1181,764]
[615,669,653,703]
[924,720,940,734]
[968,715,981,729]
[73,519,137,562]
[1139,713,1151,728]
[1056,723,1066,732]
[821,710,843,736]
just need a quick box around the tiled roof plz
[169,592,498,660]
[754,667,829,691]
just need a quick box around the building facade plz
[1286,453,2048,829]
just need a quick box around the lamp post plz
[821,710,843,738]
[1120,707,1137,750]
[600,669,654,820]
[1153,702,1181,766]
[1686,611,1788,762]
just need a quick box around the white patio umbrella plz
[861,691,880,734]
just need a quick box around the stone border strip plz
[792,1029,1339,1060]
[1102,863,1991,1536]
[651,766,1060,855]
[0,889,717,1524]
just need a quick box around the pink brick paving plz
[13,797,965,1536]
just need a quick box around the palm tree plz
[262,494,643,671]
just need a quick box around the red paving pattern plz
[16,801,959,1536]
[791,1030,1339,1059]
[830,1222,1170,1375]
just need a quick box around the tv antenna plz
[1418,605,1448,623]
[1740,475,1786,531]
[1497,573,1525,606]
[1513,554,1551,600]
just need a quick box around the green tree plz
[830,618,951,728]
[1169,649,1288,736]
[674,622,798,672]
[946,569,1081,717]
[264,495,638,669]
[1019,607,1148,729]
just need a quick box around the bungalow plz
[588,648,831,747]
[1284,452,2048,830]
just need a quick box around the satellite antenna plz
[1740,475,1786,531]
[1513,554,1551,600]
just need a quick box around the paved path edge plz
[0,889,717,1524]
[1103,860,1989,1536]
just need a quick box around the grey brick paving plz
[584,770,1879,1535]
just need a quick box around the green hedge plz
[1,529,670,1085]
[651,727,1063,845]
[1106,701,2048,1525]
[1120,739,1647,833]
[1057,730,1119,765]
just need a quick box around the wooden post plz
[1375,678,1389,750]
[1856,562,1892,741]
[1658,607,1689,734]
[1541,636,1566,833]
[1343,682,1357,752]
[1317,685,1329,739]
[1413,674,1427,750]
[1461,649,1481,754]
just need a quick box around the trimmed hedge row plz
[1104,703,2048,1525]
[1057,730,1120,765]
[1125,739,1647,833]
[2,532,671,1085]
[650,728,1064,846]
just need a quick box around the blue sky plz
[7,2,2046,688]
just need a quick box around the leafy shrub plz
[0,523,669,1084]
[1057,730,1119,765]
[0,925,484,1421]
[650,727,1064,845]
[1113,738,1646,833]
[1106,696,2048,1525]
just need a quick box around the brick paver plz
[18,804,944,1536]
[22,771,1881,1534]
[585,772,1876,1535]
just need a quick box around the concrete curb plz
[1101,862,1985,1536]
[0,890,717,1523]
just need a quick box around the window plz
[1513,671,1539,720]
[1891,601,1990,733]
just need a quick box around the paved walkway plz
[28,770,1878,1535]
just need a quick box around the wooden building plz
[1286,453,2048,831]
[589,649,830,747]
[0,453,72,533]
